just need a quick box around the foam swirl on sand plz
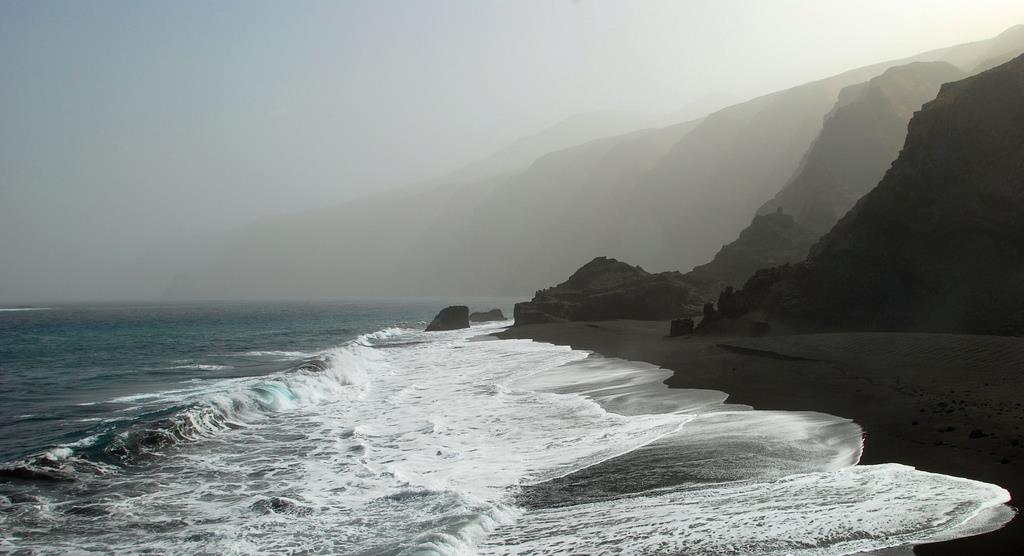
[481,465,1011,555]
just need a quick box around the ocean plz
[0,302,1013,554]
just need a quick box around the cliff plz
[759,61,964,234]
[722,54,1024,335]
[686,209,818,289]
[682,61,964,291]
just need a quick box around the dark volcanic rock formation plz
[722,54,1024,335]
[513,257,693,326]
[469,308,506,322]
[425,306,470,331]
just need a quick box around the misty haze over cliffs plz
[757,61,965,234]
[143,26,1024,302]
[685,60,966,289]
[2,2,1024,304]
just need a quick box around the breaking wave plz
[164,363,233,371]
[0,330,399,482]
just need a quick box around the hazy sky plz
[2,0,1023,303]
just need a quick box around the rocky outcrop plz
[425,306,470,331]
[512,257,693,326]
[469,308,506,322]
[717,54,1024,335]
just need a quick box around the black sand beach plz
[498,321,1024,555]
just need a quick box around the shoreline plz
[496,320,1024,555]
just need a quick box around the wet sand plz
[497,320,1024,555]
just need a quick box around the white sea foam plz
[479,465,1011,555]
[165,363,233,371]
[235,349,320,359]
[358,326,409,344]
[109,387,197,404]
[4,323,1013,554]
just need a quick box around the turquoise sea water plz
[0,301,461,464]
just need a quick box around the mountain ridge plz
[152,26,1024,301]
[715,53,1024,334]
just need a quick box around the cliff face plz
[743,54,1024,335]
[686,209,818,288]
[682,61,963,291]
[620,69,886,271]
[758,61,964,234]
[513,257,693,325]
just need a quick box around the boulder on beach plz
[469,308,506,322]
[425,306,470,332]
[513,256,693,326]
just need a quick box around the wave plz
[164,363,233,371]
[235,349,321,359]
[360,327,408,343]
[0,307,51,312]
[401,502,520,556]
[0,332,390,481]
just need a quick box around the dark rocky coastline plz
[425,306,470,331]
[469,308,505,322]
[512,257,694,326]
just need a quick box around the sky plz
[2,0,1023,303]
